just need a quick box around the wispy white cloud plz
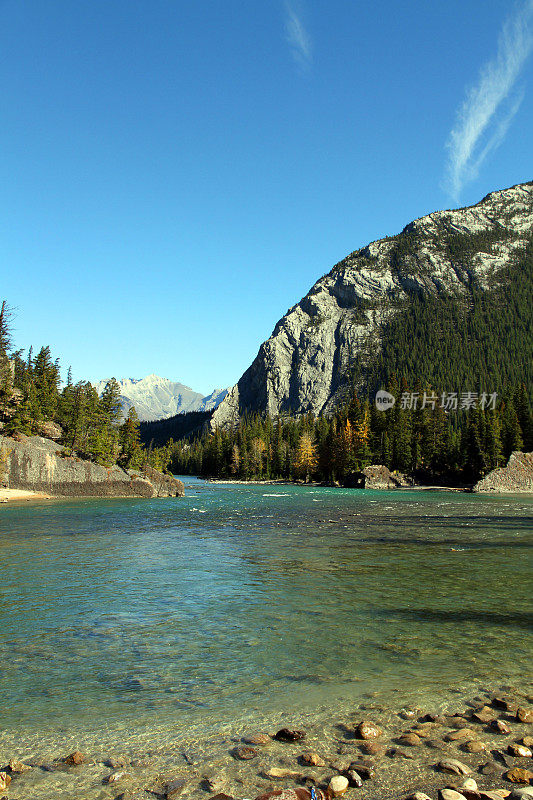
[444,0,533,201]
[284,1,312,72]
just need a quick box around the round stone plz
[328,776,349,796]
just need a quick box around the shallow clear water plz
[0,480,532,750]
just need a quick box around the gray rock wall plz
[474,451,533,493]
[211,182,533,428]
[0,434,184,498]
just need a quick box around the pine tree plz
[119,406,143,469]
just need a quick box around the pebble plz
[400,708,420,719]
[202,774,228,793]
[439,790,468,800]
[505,768,533,784]
[328,775,349,796]
[346,769,363,787]
[0,772,11,791]
[8,758,31,773]
[399,733,422,746]
[472,707,496,724]
[481,793,511,800]
[449,716,470,728]
[359,741,383,755]
[105,755,130,769]
[254,790,325,800]
[508,744,533,758]
[208,795,234,800]
[516,709,533,724]
[421,714,447,724]
[243,733,271,746]
[64,750,85,765]
[104,770,126,784]
[275,729,306,742]
[463,741,487,753]
[446,729,478,742]
[348,762,374,779]
[437,759,473,776]
[232,746,257,761]
[300,752,325,767]
[522,737,533,747]
[262,767,303,780]
[355,721,382,739]
[387,748,415,760]
[329,759,351,773]
[478,762,502,776]
[406,794,432,800]
[491,720,512,734]
[166,778,188,799]
[461,778,479,792]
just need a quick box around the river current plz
[0,479,531,755]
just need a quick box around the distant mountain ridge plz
[93,374,228,422]
[212,181,533,428]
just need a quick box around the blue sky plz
[1,0,532,393]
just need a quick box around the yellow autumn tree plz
[294,431,318,482]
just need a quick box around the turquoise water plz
[0,480,532,749]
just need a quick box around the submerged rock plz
[7,758,31,773]
[254,790,325,800]
[243,733,271,746]
[275,729,306,742]
[299,752,326,767]
[438,759,473,776]
[166,778,188,799]
[355,721,382,739]
[64,750,85,765]
[232,746,257,760]
[399,732,422,746]
[516,708,533,724]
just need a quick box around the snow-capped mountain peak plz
[93,375,229,422]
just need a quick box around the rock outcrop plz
[0,434,184,498]
[212,182,533,428]
[473,451,533,493]
[344,465,412,490]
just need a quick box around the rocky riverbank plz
[2,684,532,800]
[474,453,533,494]
[0,434,184,498]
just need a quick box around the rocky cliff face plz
[0,434,184,498]
[474,451,533,493]
[212,182,533,427]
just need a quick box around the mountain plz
[212,181,533,428]
[93,375,229,422]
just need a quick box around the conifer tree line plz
[0,301,166,470]
[168,381,532,484]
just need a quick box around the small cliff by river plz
[0,434,184,498]
[474,451,533,493]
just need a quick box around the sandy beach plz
[0,487,51,503]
